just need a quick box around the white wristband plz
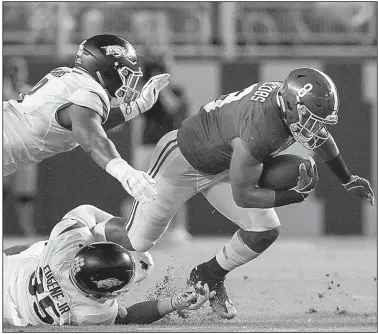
[120,102,144,122]
[105,158,131,183]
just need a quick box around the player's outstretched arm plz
[63,104,157,203]
[230,138,310,208]
[313,132,374,205]
[114,283,214,325]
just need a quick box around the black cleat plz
[189,265,237,319]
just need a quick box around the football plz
[258,154,314,190]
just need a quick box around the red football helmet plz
[278,68,339,149]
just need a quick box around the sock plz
[215,230,260,272]
[201,257,229,279]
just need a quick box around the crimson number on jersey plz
[203,84,258,112]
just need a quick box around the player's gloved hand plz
[132,251,155,284]
[106,158,157,203]
[170,282,216,311]
[293,156,319,195]
[343,175,375,206]
[133,73,170,114]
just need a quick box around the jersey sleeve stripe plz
[57,220,86,237]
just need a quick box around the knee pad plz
[246,208,281,232]
[239,227,279,253]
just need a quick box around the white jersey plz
[3,67,110,176]
[3,206,119,326]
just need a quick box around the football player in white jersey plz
[3,34,170,204]
[3,204,214,326]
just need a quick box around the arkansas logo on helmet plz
[93,277,124,289]
[101,45,137,64]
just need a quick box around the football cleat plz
[189,265,237,319]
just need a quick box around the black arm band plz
[324,153,352,184]
[3,244,33,256]
[114,300,162,325]
[274,190,308,207]
[105,217,135,251]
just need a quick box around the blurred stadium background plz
[2,2,377,331]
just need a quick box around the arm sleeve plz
[114,300,163,325]
[68,88,110,124]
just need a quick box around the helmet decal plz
[93,277,124,289]
[75,42,85,65]
[101,45,138,65]
[297,83,313,98]
[72,256,85,275]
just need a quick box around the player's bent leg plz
[126,131,197,252]
[127,188,191,252]
[190,178,281,319]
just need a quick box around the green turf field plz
[3,236,377,332]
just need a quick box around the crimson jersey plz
[177,82,294,175]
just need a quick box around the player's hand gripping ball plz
[258,154,319,194]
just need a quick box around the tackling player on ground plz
[3,34,170,204]
[123,68,374,319]
[3,204,214,326]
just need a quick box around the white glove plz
[132,251,155,284]
[170,283,216,311]
[133,73,171,114]
[106,158,157,204]
[343,175,375,206]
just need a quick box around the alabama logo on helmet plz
[101,45,137,64]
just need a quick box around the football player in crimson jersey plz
[122,67,374,319]
[3,34,170,204]
[3,204,214,327]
